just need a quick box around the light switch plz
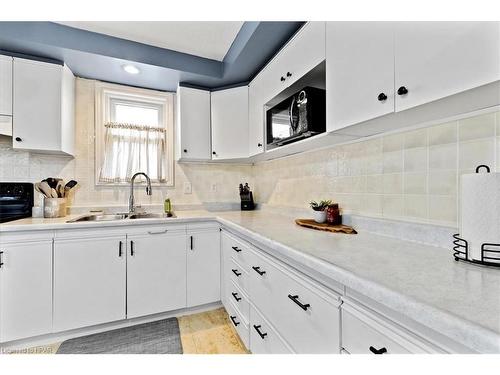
[183,182,192,194]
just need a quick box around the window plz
[95,82,174,186]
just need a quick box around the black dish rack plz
[453,234,500,268]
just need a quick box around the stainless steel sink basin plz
[67,212,175,223]
[128,212,175,219]
[67,213,129,222]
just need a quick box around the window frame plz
[94,81,175,187]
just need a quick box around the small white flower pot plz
[312,210,326,224]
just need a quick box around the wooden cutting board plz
[295,219,357,234]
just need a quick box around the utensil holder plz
[44,198,67,218]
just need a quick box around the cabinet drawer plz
[250,306,293,354]
[227,280,250,322]
[228,258,248,292]
[342,302,439,354]
[225,300,249,349]
[248,248,341,353]
[222,231,252,268]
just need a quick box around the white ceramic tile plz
[458,138,495,171]
[404,147,427,172]
[429,143,457,170]
[382,195,403,217]
[428,170,457,195]
[383,173,403,194]
[404,173,427,194]
[404,128,428,149]
[383,150,403,173]
[382,133,404,152]
[458,112,496,141]
[428,195,457,225]
[366,174,384,194]
[404,194,428,219]
[428,121,457,146]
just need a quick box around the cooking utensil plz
[64,180,78,197]
[50,188,58,198]
[38,181,53,198]
[56,180,65,198]
[44,177,60,189]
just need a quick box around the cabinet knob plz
[183,149,187,153]
[280,76,286,82]
[257,143,263,147]
[397,86,408,96]
[15,137,22,142]
[286,72,292,78]
[212,151,216,155]
[377,93,387,101]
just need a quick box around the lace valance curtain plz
[99,122,167,183]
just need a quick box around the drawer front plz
[250,306,293,354]
[248,249,341,353]
[228,258,248,292]
[222,231,251,268]
[227,280,250,322]
[342,303,436,354]
[226,299,249,349]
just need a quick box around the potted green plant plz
[309,200,332,223]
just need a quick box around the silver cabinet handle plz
[147,229,168,235]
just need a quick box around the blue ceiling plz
[0,21,304,92]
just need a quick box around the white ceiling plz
[57,21,244,61]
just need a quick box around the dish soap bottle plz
[164,197,172,216]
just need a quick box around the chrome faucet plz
[129,172,152,214]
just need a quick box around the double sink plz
[67,212,175,223]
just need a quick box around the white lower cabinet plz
[186,226,221,307]
[127,229,187,318]
[341,302,441,354]
[0,240,53,342]
[250,306,293,354]
[226,299,249,349]
[53,235,127,332]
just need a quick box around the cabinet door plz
[0,241,52,342]
[177,86,211,160]
[211,86,249,159]
[256,22,326,105]
[187,229,221,307]
[0,55,12,116]
[248,80,265,156]
[326,22,395,132]
[395,22,500,112]
[13,58,62,151]
[53,236,126,332]
[127,232,187,318]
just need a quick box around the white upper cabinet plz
[248,79,265,157]
[12,58,75,155]
[256,22,326,105]
[176,86,212,161]
[211,86,249,159]
[326,22,395,132]
[394,22,500,112]
[0,55,13,117]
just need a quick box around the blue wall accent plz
[0,21,304,92]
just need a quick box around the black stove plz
[0,182,34,223]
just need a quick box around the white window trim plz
[94,81,175,187]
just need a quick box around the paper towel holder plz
[475,164,491,173]
[453,234,500,267]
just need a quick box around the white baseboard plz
[0,301,222,351]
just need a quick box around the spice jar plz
[326,203,341,225]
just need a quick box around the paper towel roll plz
[460,168,500,262]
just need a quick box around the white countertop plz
[1,210,499,353]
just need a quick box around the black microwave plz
[266,86,326,148]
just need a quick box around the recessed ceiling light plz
[122,64,140,75]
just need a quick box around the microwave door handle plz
[289,97,296,133]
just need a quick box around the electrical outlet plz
[183,182,192,194]
[210,183,217,192]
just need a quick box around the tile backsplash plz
[0,78,253,209]
[0,76,498,228]
[253,110,500,228]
